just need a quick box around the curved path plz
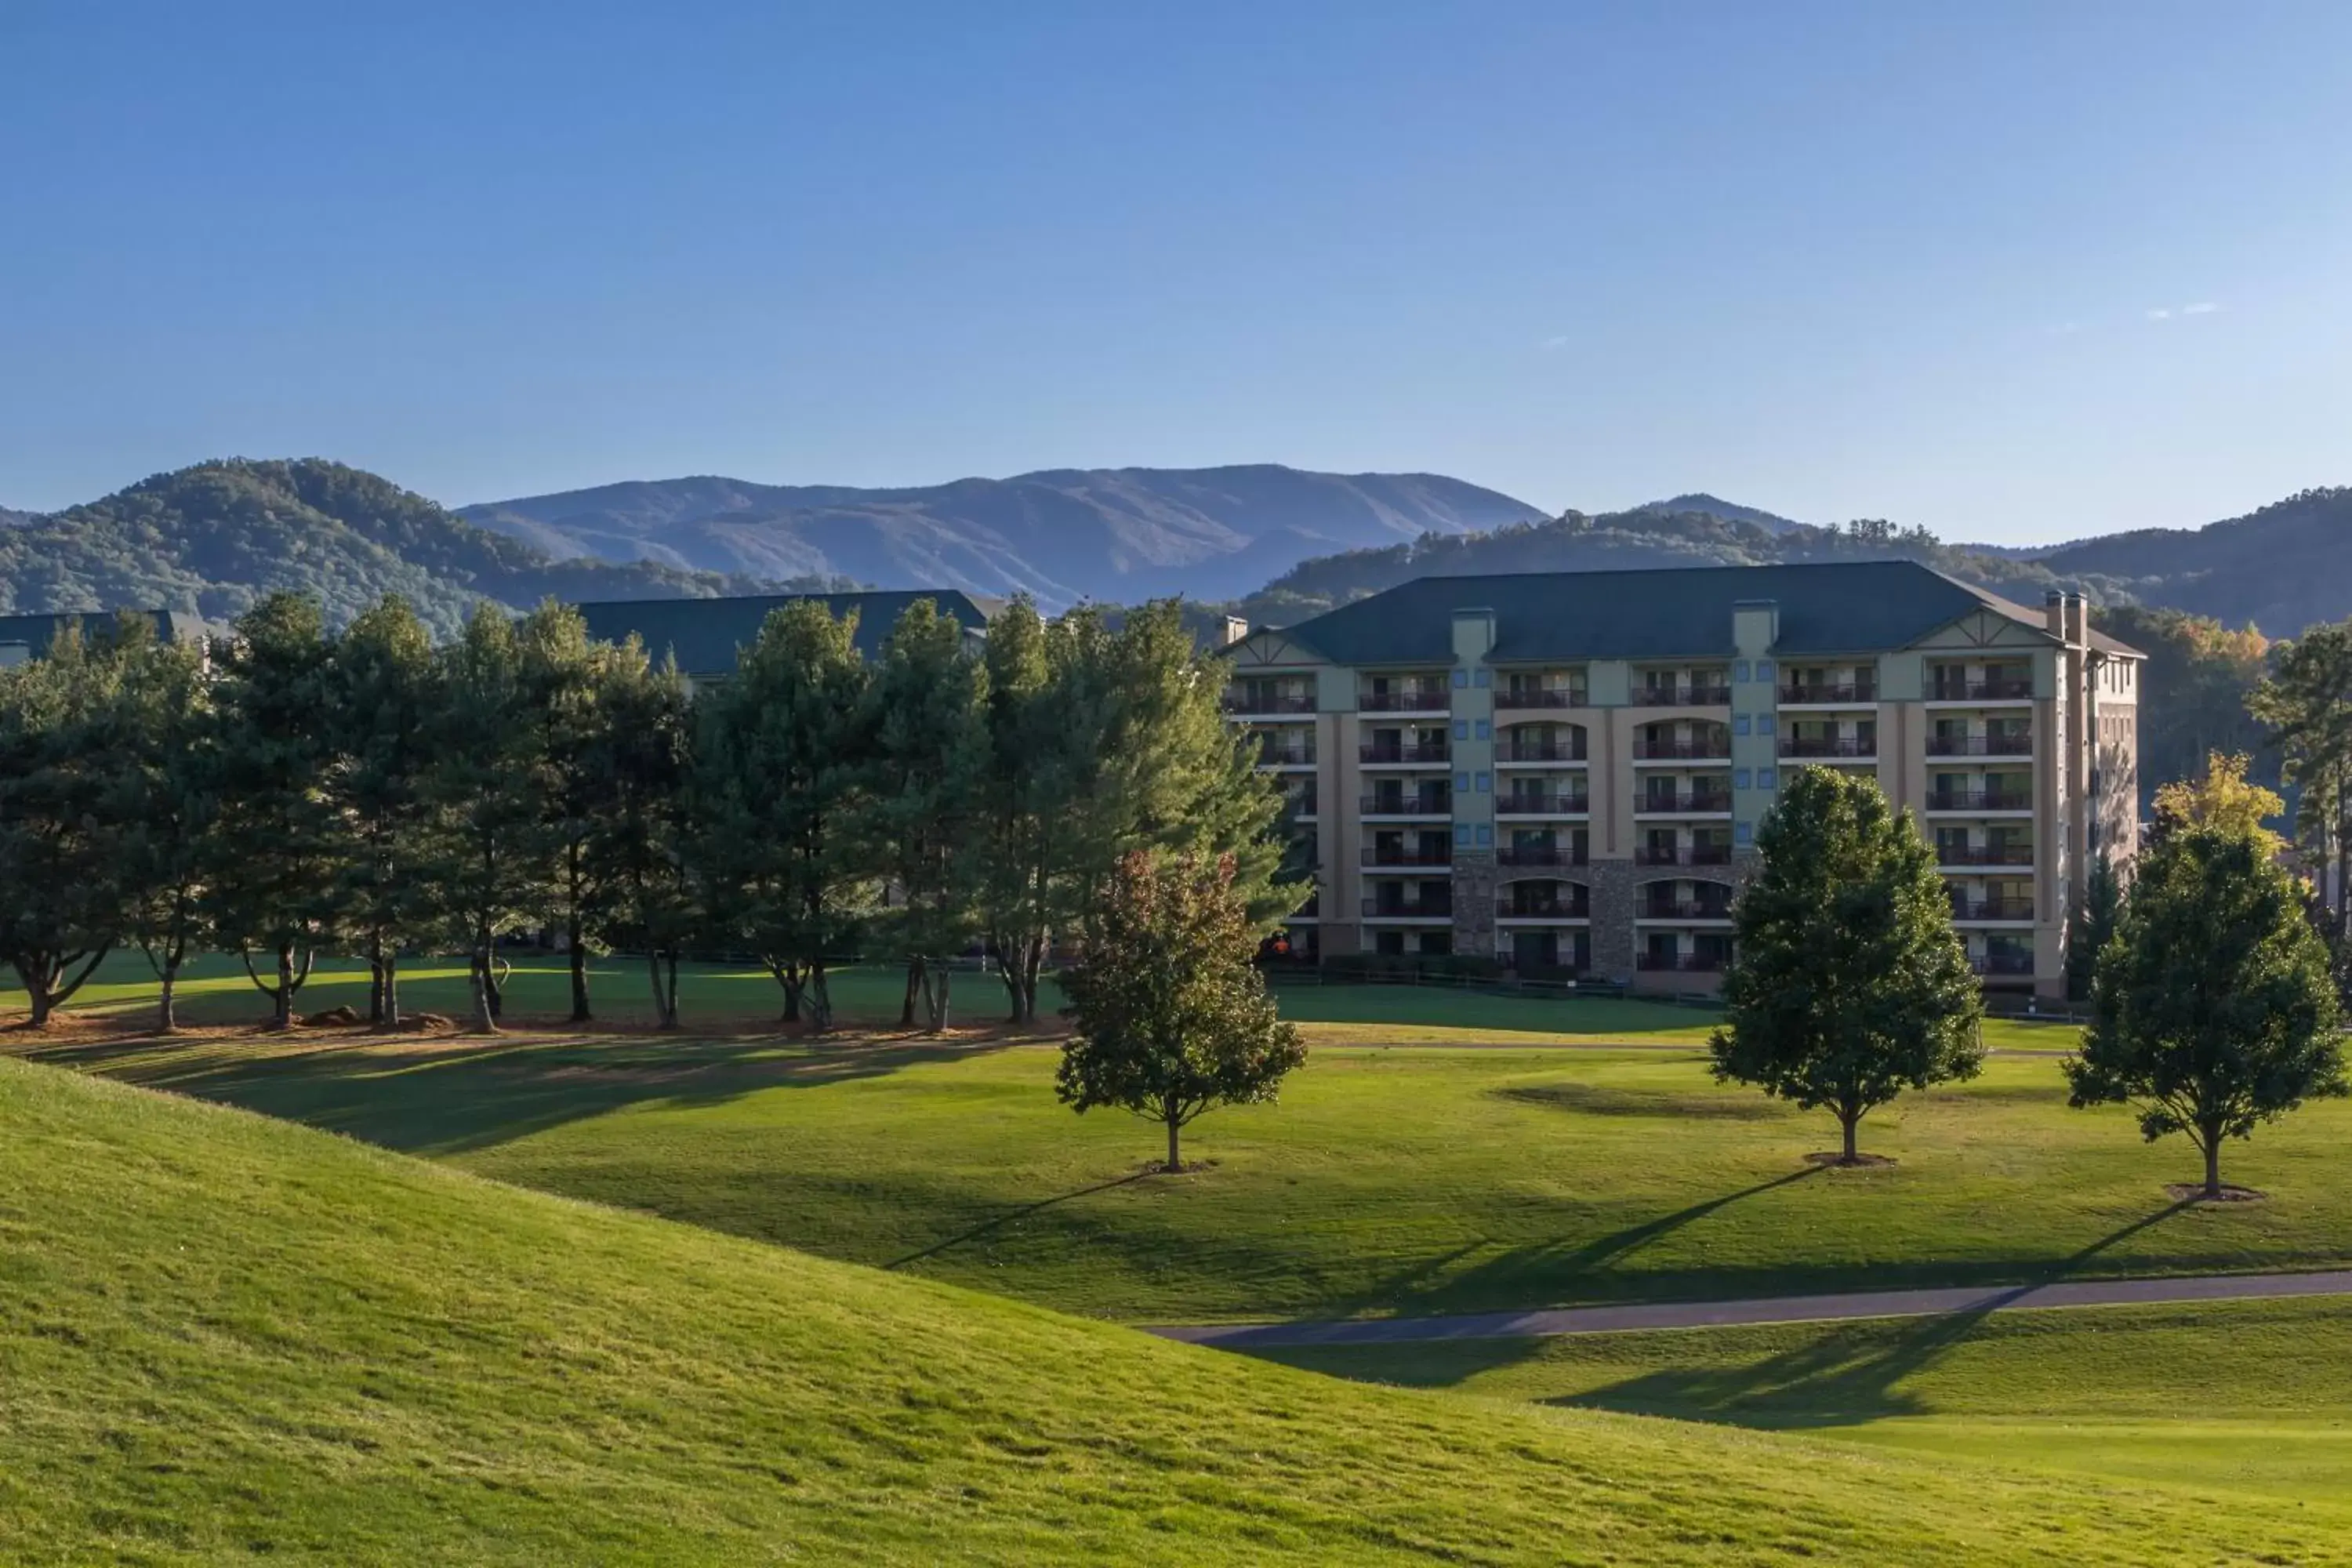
[1149,1269,2352,1349]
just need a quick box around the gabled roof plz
[574,590,1004,674]
[1275,561,2141,664]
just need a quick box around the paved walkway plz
[1148,1269,2352,1348]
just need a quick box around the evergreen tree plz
[1711,768,1984,1163]
[429,606,547,1033]
[2066,852,2121,1004]
[699,601,873,1030]
[1056,851,1306,1172]
[520,602,622,1022]
[865,600,989,1032]
[325,597,442,1027]
[112,618,215,1033]
[2251,625,2352,929]
[2069,822,2347,1198]
[206,594,342,1029]
[0,620,135,1026]
[589,646,698,1029]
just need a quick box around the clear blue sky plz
[5,1,2348,542]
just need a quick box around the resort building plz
[575,590,1004,685]
[1223,561,2141,1000]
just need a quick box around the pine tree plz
[1057,851,1306,1172]
[589,646,698,1029]
[1711,768,1984,1163]
[520,602,623,1023]
[2066,852,2121,1004]
[325,597,442,1028]
[2251,626,2352,930]
[112,618,215,1033]
[429,606,547,1033]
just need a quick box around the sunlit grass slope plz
[0,1055,2342,1566]
[50,1036,2349,1324]
[1267,1297,2352,1504]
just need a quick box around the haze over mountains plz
[459,465,1547,609]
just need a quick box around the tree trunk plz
[1165,1114,1181,1174]
[2202,1131,2223,1200]
[770,957,804,1024]
[1840,1109,1860,1164]
[274,944,297,1030]
[382,953,401,1029]
[1022,936,1046,1025]
[901,956,924,1027]
[468,937,497,1034]
[485,952,506,1020]
[568,914,592,1022]
[662,952,682,1030]
[23,960,56,1029]
[809,956,833,1034]
[920,962,952,1033]
[156,953,179,1035]
[368,941,386,1026]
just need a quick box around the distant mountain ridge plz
[1641,493,1808,533]
[460,464,1546,611]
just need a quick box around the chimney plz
[1221,615,1250,648]
[2064,591,2086,647]
[2044,589,2066,638]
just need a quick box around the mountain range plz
[458,466,1546,609]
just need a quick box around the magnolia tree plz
[1711,768,1984,1163]
[1056,851,1305,1172]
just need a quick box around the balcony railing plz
[1640,898,1736,920]
[1497,792,1591,815]
[1634,844,1734,866]
[1361,793,1454,815]
[1360,846,1452,867]
[1223,691,1316,714]
[1632,739,1731,760]
[1639,791,1733,814]
[1932,677,2033,702]
[1926,732,2034,757]
[1779,682,1878,704]
[1637,951,1729,972]
[1496,688,1588,709]
[1361,690,1450,713]
[1926,789,2034,812]
[1360,742,1451,764]
[1498,895,1591,920]
[1937,844,2035,866]
[1953,898,2035,921]
[1363,897,1454,919]
[1780,736,1875,758]
[1639,684,1733,706]
[1972,951,2035,976]
[1254,741,1315,767]
[1500,740,1588,762]
[1497,844,1588,867]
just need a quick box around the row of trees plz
[1712,765,2346,1198]
[0,593,1297,1035]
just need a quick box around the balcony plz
[1953,897,2035,922]
[1639,896,1736,921]
[1360,741,1451,764]
[1639,685,1733,707]
[1780,736,1876,759]
[1223,691,1316,715]
[1254,740,1316,768]
[1360,846,1452,869]
[1926,732,2034,757]
[1638,790,1733,815]
[1497,844,1588,868]
[1496,688,1587,710]
[1937,844,2035,868]
[1361,690,1450,713]
[1361,792,1453,818]
[1638,951,1728,973]
[1931,678,2033,702]
[1497,791,1591,815]
[1972,951,2036,977]
[1926,789,2034,812]
[1634,844,1734,867]
[1499,739,1588,763]
[1633,739,1731,761]
[1779,682,1878,705]
[1497,894,1591,920]
[1363,895,1454,920]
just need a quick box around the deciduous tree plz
[2068,822,2347,1198]
[1057,851,1305,1171]
[1711,768,1984,1163]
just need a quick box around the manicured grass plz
[1261,1297,2352,1503]
[45,1034,2341,1325]
[13,1054,2329,1566]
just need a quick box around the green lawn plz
[1261,1297,2352,1504]
[44,1033,2341,1326]
[13,1054,2327,1566]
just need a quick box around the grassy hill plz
[3,1054,2342,1566]
[0,459,826,637]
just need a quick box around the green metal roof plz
[1276,561,2138,664]
[574,590,1004,674]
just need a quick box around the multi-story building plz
[1224,561,2141,999]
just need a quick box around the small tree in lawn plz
[2067,822,2347,1199]
[1711,768,1984,1163]
[1057,851,1305,1173]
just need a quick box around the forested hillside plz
[0,460,824,637]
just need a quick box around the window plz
[1733,714,1751,736]
[1735,821,1754,844]
[1453,720,1468,740]
[1734,660,1751,682]
[1472,669,1491,688]
[1760,717,1775,736]
[1755,659,1774,681]
[1475,772,1491,793]
[1734,768,1751,789]
[1455,771,1471,793]
[1475,825,1493,846]
[1452,669,1469,688]
[1759,768,1777,789]
[1454,823,1471,845]
[1473,719,1490,739]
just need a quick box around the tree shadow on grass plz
[27,1032,1024,1157]
[1558,1195,2203,1431]
[886,1171,1157,1269]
